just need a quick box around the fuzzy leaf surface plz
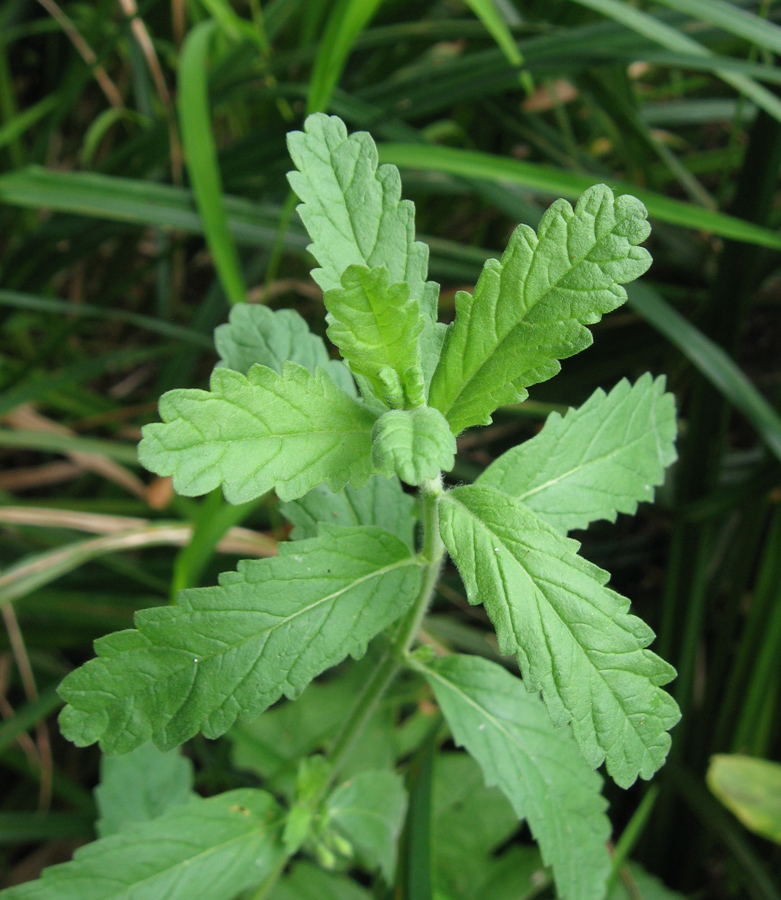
[372,407,456,486]
[325,265,425,408]
[479,375,677,533]
[214,303,355,395]
[422,654,611,900]
[326,770,407,881]
[0,789,284,900]
[439,486,680,787]
[95,743,194,837]
[286,113,444,385]
[58,525,422,755]
[138,363,376,503]
[279,475,416,549]
[428,184,652,434]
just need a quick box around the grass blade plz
[628,283,781,464]
[377,142,781,249]
[178,20,246,305]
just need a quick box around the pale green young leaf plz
[421,654,611,900]
[286,113,445,386]
[214,303,355,396]
[428,184,652,434]
[324,265,426,408]
[479,375,677,533]
[269,862,371,900]
[58,525,422,755]
[439,486,680,787]
[138,362,376,503]
[0,789,284,900]
[372,407,456,486]
[326,770,407,881]
[279,474,416,549]
[95,742,194,837]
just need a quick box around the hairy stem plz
[252,476,446,898]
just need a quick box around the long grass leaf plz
[377,142,781,249]
[628,283,781,464]
[178,20,247,305]
[306,0,385,114]
[651,0,781,57]
[567,0,781,125]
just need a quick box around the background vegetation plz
[0,0,780,896]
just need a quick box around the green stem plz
[253,476,446,898]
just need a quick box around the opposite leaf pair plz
[45,114,682,900]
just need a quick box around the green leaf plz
[421,654,611,900]
[607,862,686,900]
[433,752,527,900]
[214,303,355,396]
[58,525,422,754]
[478,375,677,533]
[95,743,194,837]
[286,114,444,386]
[279,474,416,549]
[229,658,397,793]
[428,184,651,434]
[707,754,781,844]
[138,363,376,504]
[269,861,371,900]
[372,408,456,486]
[326,770,407,880]
[438,486,680,787]
[0,789,284,900]
[324,265,426,408]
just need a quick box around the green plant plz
[1,113,682,900]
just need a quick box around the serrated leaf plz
[324,265,426,408]
[214,303,355,396]
[58,525,422,755]
[95,742,194,837]
[269,862,371,900]
[372,407,456,486]
[286,113,445,387]
[0,789,284,900]
[439,486,680,787]
[326,770,407,881]
[479,375,677,533]
[138,362,376,503]
[279,475,416,549]
[422,654,611,900]
[428,184,652,434]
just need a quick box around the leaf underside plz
[215,302,355,395]
[439,485,680,788]
[58,525,422,755]
[138,362,376,504]
[479,374,677,533]
[279,474,416,549]
[428,183,652,434]
[1,790,284,900]
[424,654,611,900]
